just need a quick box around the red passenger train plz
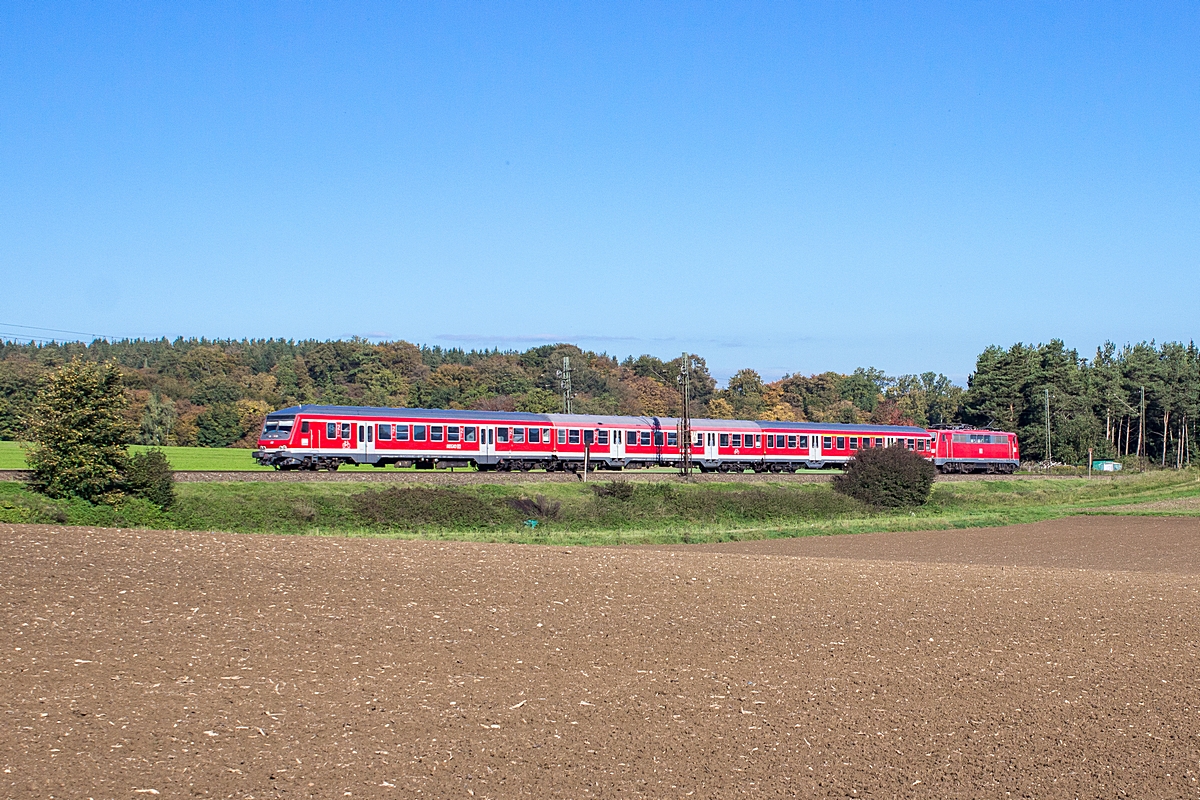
[254,405,1019,474]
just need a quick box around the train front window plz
[262,416,295,439]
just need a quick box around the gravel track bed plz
[3,517,1199,797]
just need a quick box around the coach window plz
[796,435,806,448]
[695,432,704,447]
[512,428,524,444]
[640,431,651,446]
[341,423,352,440]
[543,428,551,444]
[557,429,566,444]
[755,435,762,447]
[849,437,858,450]
[527,428,540,444]
[568,429,580,445]
[874,437,883,447]
[464,426,477,443]
[497,427,509,443]
[583,430,594,446]
[627,430,638,446]
[447,426,460,442]
[598,430,610,445]
[430,426,444,442]
[766,434,774,448]
[414,425,428,441]
[327,422,337,438]
[377,424,391,441]
[732,434,742,447]
[836,436,845,450]
[719,433,730,447]
[396,425,409,442]
[916,439,925,451]
[861,437,871,448]
[667,431,677,447]
[907,438,915,449]
[822,436,832,449]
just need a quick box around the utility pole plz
[1138,385,1145,463]
[556,356,574,415]
[1045,388,1051,471]
[677,352,693,476]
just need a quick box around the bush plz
[352,487,510,529]
[507,494,562,521]
[832,445,935,508]
[124,449,176,509]
[590,481,635,500]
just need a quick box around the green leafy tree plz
[516,387,560,413]
[26,360,133,502]
[195,404,244,447]
[136,392,177,445]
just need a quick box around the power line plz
[0,321,114,339]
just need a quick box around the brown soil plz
[3,518,1199,798]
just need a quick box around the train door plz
[358,422,374,462]
[704,431,718,460]
[479,426,494,466]
[611,428,625,461]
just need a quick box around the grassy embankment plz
[0,469,1197,545]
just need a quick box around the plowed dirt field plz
[3,517,1199,798]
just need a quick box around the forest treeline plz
[0,337,1195,465]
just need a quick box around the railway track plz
[0,469,1084,484]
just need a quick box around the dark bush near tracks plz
[125,449,176,509]
[833,446,936,508]
[507,495,562,521]
[353,487,509,528]
[590,481,635,500]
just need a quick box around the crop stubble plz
[1,517,1198,798]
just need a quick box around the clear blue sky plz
[2,2,1197,383]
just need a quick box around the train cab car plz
[930,427,1019,473]
[253,405,555,471]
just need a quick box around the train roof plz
[758,420,929,434]
[266,405,552,423]
[266,405,930,435]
